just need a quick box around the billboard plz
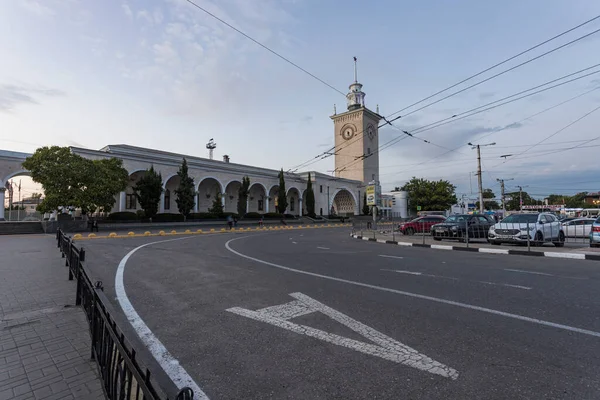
[366,185,376,206]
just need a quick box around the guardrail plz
[56,229,195,400]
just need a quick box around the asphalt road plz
[81,229,600,400]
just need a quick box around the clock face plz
[341,125,355,140]
[367,124,375,140]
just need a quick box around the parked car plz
[561,218,595,238]
[488,212,564,247]
[431,214,495,241]
[590,217,600,248]
[398,215,446,235]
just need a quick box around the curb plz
[351,234,600,261]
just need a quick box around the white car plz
[561,218,596,238]
[488,213,564,247]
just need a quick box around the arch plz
[162,173,179,188]
[330,188,357,216]
[249,182,268,194]
[286,186,301,196]
[197,176,224,193]
[248,182,267,213]
[223,179,242,190]
[224,180,242,213]
[2,169,31,185]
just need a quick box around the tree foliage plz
[400,177,457,213]
[208,191,224,214]
[505,191,534,211]
[476,188,500,210]
[277,169,288,214]
[237,176,250,216]
[133,166,163,219]
[174,158,195,217]
[305,172,315,218]
[22,146,128,214]
[362,192,370,215]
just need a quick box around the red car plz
[398,215,447,235]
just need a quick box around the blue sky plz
[1,0,600,200]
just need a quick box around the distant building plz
[12,195,42,214]
[381,191,408,219]
[584,192,600,206]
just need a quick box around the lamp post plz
[468,142,495,214]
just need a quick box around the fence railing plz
[56,229,195,400]
[351,217,593,249]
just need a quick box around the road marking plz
[116,236,209,400]
[227,293,458,380]
[504,269,553,276]
[379,255,404,260]
[292,241,297,244]
[226,236,600,338]
[478,281,531,290]
[317,246,330,250]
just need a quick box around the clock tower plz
[331,58,381,184]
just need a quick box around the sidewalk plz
[0,235,104,400]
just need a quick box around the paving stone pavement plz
[0,235,105,400]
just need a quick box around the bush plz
[263,212,283,219]
[283,213,297,219]
[107,212,139,221]
[244,212,262,219]
[220,212,239,218]
[152,213,185,222]
[189,212,219,220]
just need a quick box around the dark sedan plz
[431,214,495,242]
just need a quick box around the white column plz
[265,197,269,213]
[0,188,5,220]
[298,198,303,217]
[221,193,226,207]
[193,192,199,212]
[159,192,165,213]
[119,191,126,212]
[246,197,250,214]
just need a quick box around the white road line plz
[226,236,600,338]
[317,246,330,250]
[227,293,458,379]
[380,269,422,276]
[378,255,404,260]
[504,269,554,276]
[116,236,209,399]
[292,242,297,244]
[479,281,531,290]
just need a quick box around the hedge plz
[244,212,262,219]
[107,212,139,221]
[189,212,219,220]
[152,213,185,222]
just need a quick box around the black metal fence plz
[56,229,195,400]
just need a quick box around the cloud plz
[122,3,133,19]
[0,84,65,112]
[137,9,153,23]
[19,0,55,17]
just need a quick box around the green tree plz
[362,192,370,215]
[305,172,315,217]
[208,191,224,215]
[133,166,163,219]
[277,169,288,214]
[565,192,588,208]
[393,186,401,191]
[174,158,195,218]
[476,188,500,210]
[22,146,128,214]
[505,191,535,211]
[237,176,250,216]
[547,194,567,205]
[401,177,457,213]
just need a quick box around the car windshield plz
[502,214,538,223]
[445,215,467,222]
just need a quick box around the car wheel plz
[405,228,414,236]
[553,231,565,247]
[533,231,543,247]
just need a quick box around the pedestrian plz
[90,217,99,232]
[233,216,238,227]
[259,216,264,227]
[227,215,233,230]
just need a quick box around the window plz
[367,147,371,154]
[372,174,375,180]
[258,199,264,211]
[478,216,490,223]
[290,198,295,212]
[125,194,136,209]
[320,185,323,193]
[320,207,323,216]
[164,189,170,210]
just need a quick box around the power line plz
[387,15,600,118]
[334,69,600,175]
[185,0,346,96]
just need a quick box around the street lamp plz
[468,142,496,213]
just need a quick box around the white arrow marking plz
[227,292,458,380]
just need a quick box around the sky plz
[1,0,600,201]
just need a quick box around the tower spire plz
[353,56,358,83]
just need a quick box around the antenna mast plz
[206,138,217,160]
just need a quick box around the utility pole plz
[518,186,523,212]
[496,178,514,215]
[469,142,495,214]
